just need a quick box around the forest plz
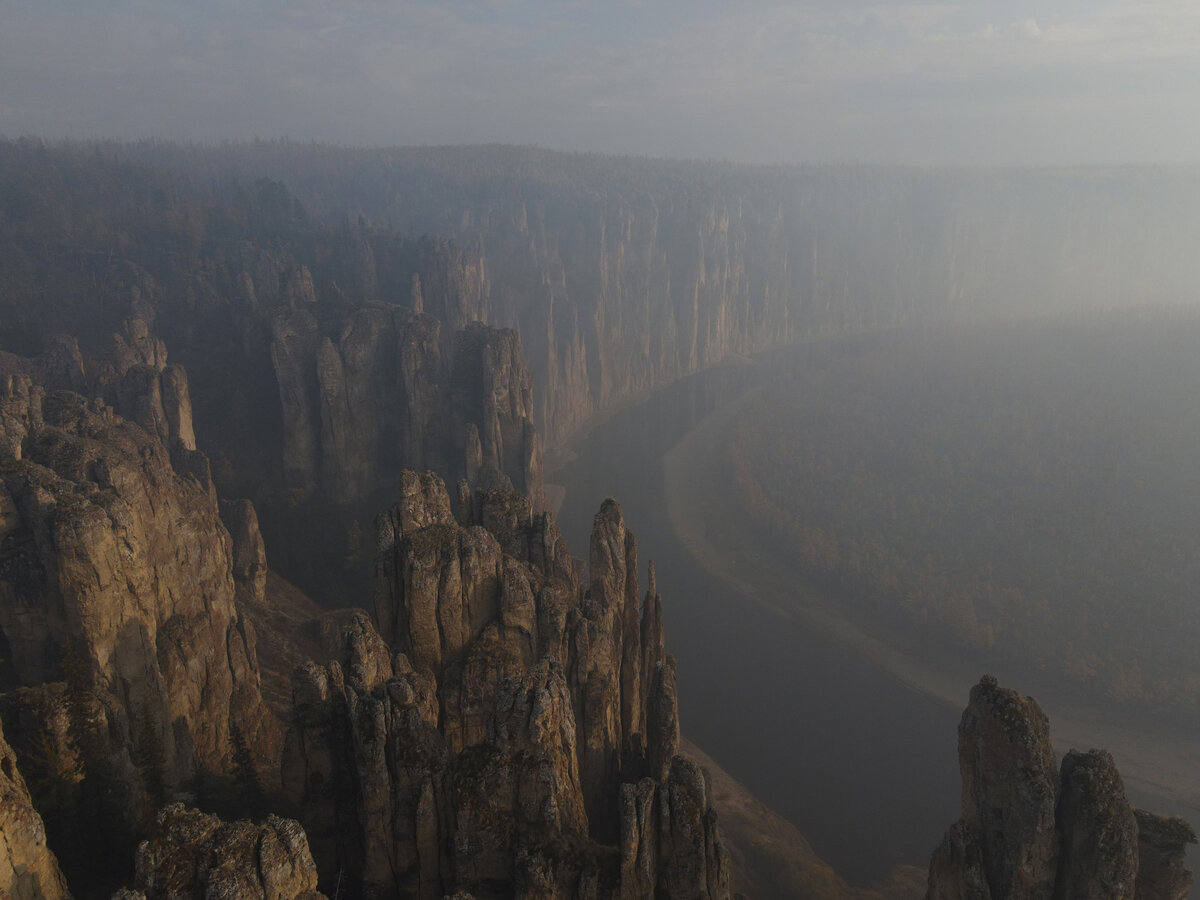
[722,310,1200,713]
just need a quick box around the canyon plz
[0,140,1197,899]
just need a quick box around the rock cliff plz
[0,149,541,607]
[267,303,540,507]
[96,318,198,463]
[133,145,1200,450]
[13,140,1196,900]
[14,142,1200,481]
[169,245,540,605]
[926,676,1195,900]
[148,224,527,513]
[0,366,275,802]
[0,716,70,900]
[0,242,533,519]
[282,471,729,899]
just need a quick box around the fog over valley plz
[2,3,1200,899]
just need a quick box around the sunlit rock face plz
[282,471,730,899]
[927,676,1195,900]
[0,370,276,796]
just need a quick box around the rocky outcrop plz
[0,375,275,794]
[281,612,450,900]
[268,300,444,501]
[90,318,198,464]
[0,160,535,586]
[282,472,728,899]
[0,717,70,900]
[951,676,1059,900]
[449,324,542,509]
[1134,811,1197,900]
[119,804,324,900]
[927,676,1195,900]
[619,756,726,900]
[221,499,270,610]
[1055,750,1138,899]
[239,236,505,510]
[267,304,541,508]
[1,318,198,474]
[0,337,85,400]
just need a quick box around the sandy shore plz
[662,388,1200,820]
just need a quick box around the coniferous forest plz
[723,310,1200,712]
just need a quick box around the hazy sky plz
[3,0,1199,165]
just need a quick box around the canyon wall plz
[0,366,276,796]
[114,144,1200,446]
[382,161,1200,447]
[0,146,538,519]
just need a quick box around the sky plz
[3,0,1200,165]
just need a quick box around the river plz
[549,351,1200,890]
[549,358,961,885]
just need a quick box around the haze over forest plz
[3,3,1200,900]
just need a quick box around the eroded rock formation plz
[0,717,70,900]
[89,317,198,464]
[282,472,729,899]
[927,676,1195,900]
[267,303,541,507]
[1134,811,1197,900]
[0,169,540,575]
[0,370,275,795]
[117,804,324,900]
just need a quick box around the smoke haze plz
[4,1,1200,164]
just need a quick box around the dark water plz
[553,361,960,885]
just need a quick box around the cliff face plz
[268,303,540,508]
[452,188,798,446]
[281,471,728,899]
[13,142,1200,479]
[179,233,526,511]
[2,239,541,607]
[268,299,439,501]
[84,315,198,463]
[0,365,274,795]
[0,149,539,560]
[129,146,1200,451]
[0,716,70,900]
[927,676,1195,900]
[42,243,532,515]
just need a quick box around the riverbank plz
[550,361,961,883]
[661,380,1200,825]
